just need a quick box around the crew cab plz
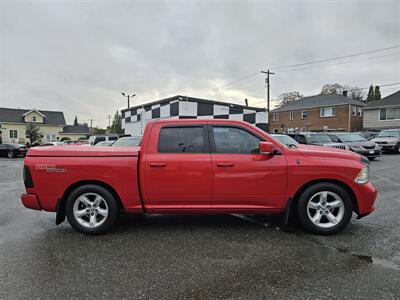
[21,119,377,235]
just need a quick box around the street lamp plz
[121,93,136,108]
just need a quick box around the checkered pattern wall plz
[122,98,268,136]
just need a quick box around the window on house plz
[289,111,294,120]
[320,107,336,117]
[10,130,18,139]
[380,107,400,120]
[273,113,279,121]
[352,107,357,116]
[46,134,56,141]
[358,108,362,117]
[301,110,307,119]
[32,116,37,122]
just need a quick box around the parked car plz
[270,134,298,147]
[287,133,350,150]
[111,136,142,147]
[94,141,114,146]
[355,131,378,141]
[328,133,381,159]
[40,142,65,147]
[0,143,27,158]
[371,129,400,153]
[88,134,119,146]
[21,119,377,235]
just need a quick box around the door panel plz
[210,125,287,210]
[143,124,212,210]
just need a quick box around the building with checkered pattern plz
[122,95,268,136]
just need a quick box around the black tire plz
[7,151,15,158]
[66,184,119,235]
[296,182,353,235]
[395,143,400,154]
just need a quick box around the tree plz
[366,85,375,102]
[26,123,42,146]
[347,86,364,101]
[93,127,107,134]
[278,91,303,107]
[375,86,381,101]
[73,116,79,126]
[321,83,344,95]
[110,111,123,134]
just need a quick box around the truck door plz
[210,125,287,210]
[143,124,212,211]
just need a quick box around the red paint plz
[21,119,377,219]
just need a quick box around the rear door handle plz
[150,162,167,167]
[217,162,234,167]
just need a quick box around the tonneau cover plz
[27,145,139,157]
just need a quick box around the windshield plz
[112,137,141,147]
[307,134,332,143]
[378,130,400,137]
[271,135,298,146]
[335,133,366,142]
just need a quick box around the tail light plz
[23,166,34,188]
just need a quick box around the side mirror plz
[259,141,275,156]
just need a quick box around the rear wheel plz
[395,143,400,154]
[297,183,353,235]
[66,185,119,235]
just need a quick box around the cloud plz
[1,1,399,127]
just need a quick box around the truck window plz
[95,137,106,144]
[158,126,204,153]
[108,136,118,141]
[212,126,261,154]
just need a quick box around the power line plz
[276,51,400,73]
[270,44,400,71]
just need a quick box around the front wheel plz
[7,151,15,158]
[394,143,400,154]
[66,184,119,235]
[297,183,353,235]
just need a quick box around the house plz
[363,90,400,130]
[269,93,365,133]
[122,95,268,136]
[0,107,66,144]
[59,124,91,141]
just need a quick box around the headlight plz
[351,145,362,150]
[354,166,370,184]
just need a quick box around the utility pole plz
[107,115,112,131]
[89,119,94,134]
[261,70,275,112]
[121,92,136,108]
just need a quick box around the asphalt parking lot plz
[1,155,400,299]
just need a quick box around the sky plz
[1,0,400,128]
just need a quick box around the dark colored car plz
[355,131,378,141]
[288,133,350,150]
[111,136,142,147]
[0,144,28,158]
[328,133,381,159]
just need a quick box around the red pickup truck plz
[21,119,377,235]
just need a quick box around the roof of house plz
[62,124,90,134]
[364,90,400,109]
[270,94,366,113]
[0,107,66,125]
[121,95,266,113]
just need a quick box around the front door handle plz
[217,162,234,167]
[150,162,167,167]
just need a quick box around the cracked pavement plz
[0,155,399,299]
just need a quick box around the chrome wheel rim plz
[306,191,345,229]
[7,151,13,158]
[72,193,109,229]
